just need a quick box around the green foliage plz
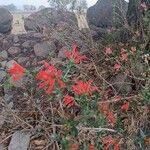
[141,84,150,102]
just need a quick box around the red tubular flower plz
[121,102,129,112]
[141,2,148,11]
[107,111,116,127]
[64,44,87,64]
[114,63,121,71]
[99,102,116,127]
[8,61,26,81]
[119,48,128,62]
[63,95,75,108]
[36,62,66,94]
[72,80,97,95]
[69,144,79,150]
[114,143,119,150]
[103,136,114,150]
[88,145,96,150]
[105,47,113,55]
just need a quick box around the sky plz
[0,0,129,9]
[0,0,98,8]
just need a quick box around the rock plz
[8,131,31,150]
[33,32,45,38]
[2,39,10,49]
[0,70,6,82]
[22,40,33,49]
[7,47,21,56]
[87,0,128,28]
[6,60,16,68]
[0,7,13,34]
[13,35,19,43]
[17,57,29,65]
[58,46,68,59]
[24,8,77,32]
[111,73,132,94]
[4,92,14,104]
[34,41,56,57]
[0,60,7,68]
[0,50,8,61]
[0,144,5,150]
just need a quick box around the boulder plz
[8,131,31,150]
[24,8,77,32]
[34,41,56,57]
[7,47,21,56]
[0,7,13,34]
[87,0,128,28]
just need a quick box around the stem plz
[63,61,73,80]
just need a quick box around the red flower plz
[141,2,148,11]
[131,47,136,52]
[69,144,79,150]
[72,80,97,95]
[103,136,119,150]
[107,111,116,127]
[105,47,113,55]
[36,62,66,94]
[99,102,109,114]
[63,95,75,108]
[119,48,128,62]
[88,145,96,150]
[103,136,114,150]
[99,102,116,127]
[114,143,119,150]
[114,95,122,101]
[8,61,26,81]
[114,63,121,71]
[64,44,87,64]
[121,102,129,112]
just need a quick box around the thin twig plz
[77,126,116,133]
[91,59,117,94]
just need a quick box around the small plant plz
[6,43,149,149]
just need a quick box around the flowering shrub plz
[7,43,149,149]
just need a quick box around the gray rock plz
[0,60,7,68]
[0,50,8,61]
[4,93,13,104]
[22,40,33,48]
[13,35,19,43]
[111,73,132,94]
[8,131,31,150]
[7,47,21,56]
[13,43,20,47]
[0,8,13,34]
[24,8,77,32]
[0,144,5,150]
[2,39,9,48]
[34,41,56,57]
[17,57,29,65]
[0,70,6,82]
[6,60,16,69]
[87,0,128,28]
[33,32,45,38]
[4,86,14,103]
[58,46,68,59]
